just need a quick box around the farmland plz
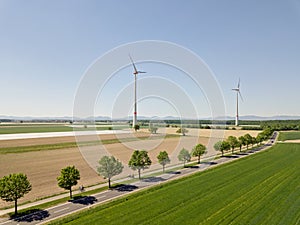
[50,143,300,225]
[278,131,300,141]
[0,125,74,134]
[0,128,260,208]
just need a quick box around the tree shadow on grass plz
[113,184,138,192]
[11,209,50,222]
[70,196,97,205]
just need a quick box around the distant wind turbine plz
[232,78,243,126]
[129,55,146,129]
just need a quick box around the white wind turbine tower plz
[232,78,243,126]
[129,55,146,129]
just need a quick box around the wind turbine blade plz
[129,54,138,74]
[238,78,240,88]
[138,71,146,73]
[238,90,244,102]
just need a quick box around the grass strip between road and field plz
[48,143,300,225]
[0,134,179,154]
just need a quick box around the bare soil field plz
[0,147,100,208]
[0,128,260,208]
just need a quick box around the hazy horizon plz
[1,114,300,121]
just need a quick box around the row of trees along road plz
[97,150,170,188]
[0,144,207,215]
[213,129,274,156]
[0,130,271,215]
[0,150,162,216]
[98,144,207,187]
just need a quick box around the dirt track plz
[0,128,260,208]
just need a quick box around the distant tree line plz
[260,120,300,131]
[165,120,300,131]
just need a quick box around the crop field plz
[0,125,74,134]
[50,143,300,225]
[0,124,128,134]
[278,131,300,141]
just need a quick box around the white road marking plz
[53,207,69,214]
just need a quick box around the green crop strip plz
[48,143,300,225]
[278,131,300,141]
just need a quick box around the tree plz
[238,136,246,152]
[227,136,238,154]
[157,151,170,172]
[192,144,206,164]
[261,128,273,140]
[256,133,264,145]
[244,134,253,149]
[128,150,152,179]
[251,136,257,147]
[0,173,32,215]
[214,141,230,156]
[178,148,191,167]
[57,165,80,199]
[176,128,188,136]
[97,156,124,188]
[149,126,158,134]
[214,141,223,156]
[134,124,140,131]
[221,141,231,155]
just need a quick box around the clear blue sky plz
[0,0,300,118]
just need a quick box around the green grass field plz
[278,131,300,141]
[0,125,128,134]
[0,125,74,134]
[49,143,300,225]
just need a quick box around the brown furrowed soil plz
[0,147,100,208]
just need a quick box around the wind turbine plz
[232,78,243,126]
[129,55,146,129]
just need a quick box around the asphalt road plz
[0,132,278,225]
